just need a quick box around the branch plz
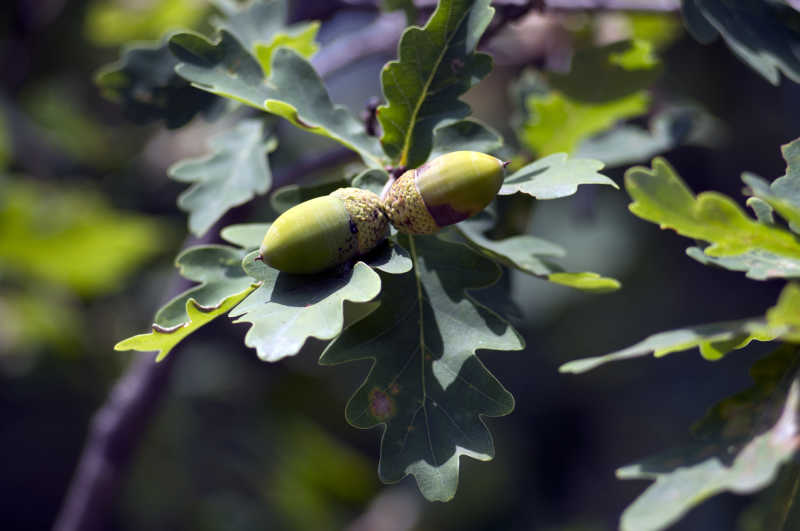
[52,147,364,531]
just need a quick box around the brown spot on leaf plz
[368,387,396,421]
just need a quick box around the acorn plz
[258,187,389,274]
[383,151,507,234]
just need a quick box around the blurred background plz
[1,1,799,530]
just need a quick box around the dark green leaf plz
[351,169,390,197]
[270,176,349,214]
[320,235,523,502]
[681,0,800,84]
[498,154,617,199]
[378,0,494,168]
[169,119,276,236]
[170,32,384,166]
[429,119,503,160]
[381,0,417,25]
[95,39,219,129]
[616,345,800,531]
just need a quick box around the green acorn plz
[258,187,389,274]
[383,151,507,234]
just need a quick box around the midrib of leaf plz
[408,234,439,466]
[398,3,468,167]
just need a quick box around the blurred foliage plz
[0,177,172,296]
[84,0,208,46]
[0,107,10,169]
[22,83,119,167]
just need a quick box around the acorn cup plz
[258,187,389,275]
[383,151,507,235]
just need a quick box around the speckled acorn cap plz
[383,151,506,235]
[329,187,389,254]
[258,188,389,275]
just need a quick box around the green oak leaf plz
[231,246,411,362]
[270,176,349,214]
[154,244,255,328]
[351,169,390,197]
[209,0,319,78]
[320,235,523,502]
[560,282,800,373]
[520,91,648,157]
[115,289,255,362]
[170,33,384,166]
[220,223,270,250]
[743,137,800,234]
[767,282,800,341]
[498,154,617,199]
[548,39,662,103]
[616,345,800,531]
[428,119,503,160]
[378,0,494,168]
[686,245,800,280]
[169,119,277,236]
[452,213,620,292]
[95,38,218,129]
[625,158,800,261]
[681,0,800,85]
[576,104,723,167]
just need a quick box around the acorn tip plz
[502,161,510,168]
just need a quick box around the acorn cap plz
[384,151,506,234]
[330,187,389,254]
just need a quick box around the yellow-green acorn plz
[383,151,506,234]
[258,187,389,274]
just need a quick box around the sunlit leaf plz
[169,119,277,236]
[154,245,256,328]
[378,0,494,168]
[521,91,648,157]
[560,283,800,373]
[617,345,800,531]
[625,158,800,271]
[498,153,617,199]
[320,235,523,502]
[210,0,319,78]
[85,0,206,46]
[115,289,255,362]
